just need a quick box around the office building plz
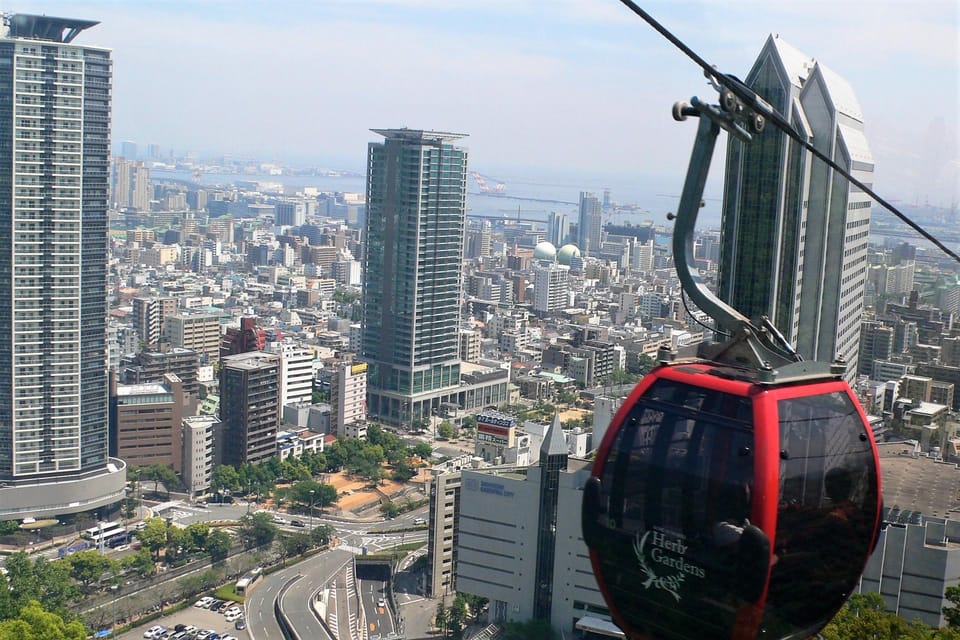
[164,311,221,364]
[577,191,602,257]
[547,211,568,247]
[718,35,873,381]
[220,352,280,466]
[111,374,184,473]
[362,129,468,426]
[122,347,200,396]
[275,200,305,227]
[120,140,136,159]
[427,460,466,598]
[455,417,615,635]
[0,15,127,520]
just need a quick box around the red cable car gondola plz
[581,94,882,640]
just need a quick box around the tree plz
[311,524,336,547]
[280,533,312,559]
[413,442,433,460]
[0,600,86,640]
[206,529,232,561]
[121,548,155,577]
[136,518,168,561]
[141,463,178,496]
[212,464,241,494]
[184,522,210,552]
[437,422,456,440]
[821,593,937,640]
[448,593,469,639]
[435,601,448,637]
[608,368,640,385]
[380,502,401,519]
[237,512,277,549]
[946,586,960,628]
[367,465,385,486]
[164,526,190,563]
[66,551,115,590]
[2,553,78,619]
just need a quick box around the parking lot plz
[113,598,248,640]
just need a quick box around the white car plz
[225,608,243,622]
[143,626,165,639]
[194,597,213,608]
[377,597,386,608]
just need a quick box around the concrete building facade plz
[220,352,280,466]
[0,15,126,520]
[182,415,218,497]
[164,311,221,364]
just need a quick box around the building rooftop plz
[878,443,960,520]
[116,383,169,396]
[370,128,467,143]
[6,14,98,43]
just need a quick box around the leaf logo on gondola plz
[633,530,685,602]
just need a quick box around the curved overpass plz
[247,548,353,640]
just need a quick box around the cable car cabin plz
[582,362,881,640]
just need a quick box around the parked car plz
[193,597,213,608]
[144,626,166,639]
[234,618,246,631]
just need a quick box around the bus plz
[81,521,127,546]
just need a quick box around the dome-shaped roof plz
[533,241,557,260]
[557,243,581,265]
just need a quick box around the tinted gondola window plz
[594,379,755,640]
[764,391,880,637]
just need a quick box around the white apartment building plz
[182,415,218,496]
[265,341,315,407]
[533,261,570,314]
[330,361,368,439]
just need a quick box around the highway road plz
[359,577,395,639]
[246,548,353,640]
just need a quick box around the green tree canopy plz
[66,551,115,590]
[136,518,168,560]
[237,512,278,549]
[211,464,241,493]
[206,529,232,561]
[0,600,86,640]
[437,422,456,440]
[121,548,155,576]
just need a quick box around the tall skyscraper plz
[362,129,468,427]
[0,15,126,520]
[577,191,602,257]
[718,35,873,380]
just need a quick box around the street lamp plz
[309,489,315,530]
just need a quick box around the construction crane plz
[470,170,506,194]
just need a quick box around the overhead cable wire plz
[616,0,960,265]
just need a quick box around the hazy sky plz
[12,0,960,206]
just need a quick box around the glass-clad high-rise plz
[0,14,126,520]
[362,129,468,426]
[718,35,873,380]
